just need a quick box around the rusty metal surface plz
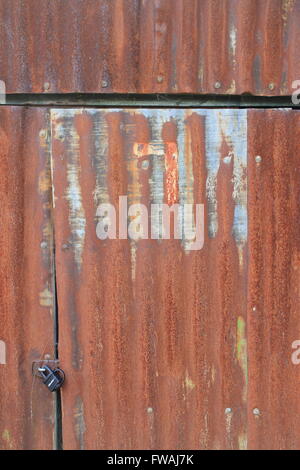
[1,106,298,449]
[247,109,300,450]
[0,107,55,449]
[51,108,248,449]
[1,0,300,95]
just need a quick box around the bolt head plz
[141,160,149,170]
[225,408,232,414]
[214,81,221,89]
[101,80,108,88]
[255,155,262,164]
[43,82,50,92]
[253,408,260,416]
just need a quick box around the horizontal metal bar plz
[0,93,298,108]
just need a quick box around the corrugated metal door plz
[51,109,248,450]
[50,108,300,450]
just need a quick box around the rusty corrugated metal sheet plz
[1,0,300,95]
[51,108,248,449]
[247,109,300,450]
[51,108,300,450]
[1,106,298,449]
[0,107,55,449]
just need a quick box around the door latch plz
[38,365,65,392]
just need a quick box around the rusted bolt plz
[253,408,261,416]
[214,81,221,89]
[141,160,149,170]
[101,79,108,88]
[40,241,47,249]
[255,155,262,164]
[43,82,50,92]
[268,82,275,91]
[157,75,164,83]
[225,408,232,414]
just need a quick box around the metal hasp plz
[38,365,65,392]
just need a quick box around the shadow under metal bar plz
[0,93,297,108]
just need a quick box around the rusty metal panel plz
[0,107,55,449]
[51,108,248,449]
[247,109,300,449]
[1,0,300,95]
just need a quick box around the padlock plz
[38,365,65,392]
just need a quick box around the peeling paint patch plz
[218,109,247,247]
[39,287,53,308]
[60,117,86,270]
[130,241,137,283]
[238,432,247,450]
[74,396,86,450]
[2,429,13,449]
[164,141,179,206]
[229,25,237,64]
[38,168,51,195]
[237,316,247,402]
[92,111,110,208]
[282,0,295,26]
[225,409,233,436]
[226,79,236,94]
[184,371,196,391]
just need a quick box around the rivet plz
[255,155,262,164]
[40,241,47,249]
[214,81,221,89]
[43,82,50,92]
[39,129,46,138]
[101,80,108,88]
[252,306,257,312]
[147,407,153,414]
[225,408,232,414]
[253,408,260,416]
[157,75,164,83]
[268,82,275,91]
[141,160,149,170]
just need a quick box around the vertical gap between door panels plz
[48,109,63,450]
